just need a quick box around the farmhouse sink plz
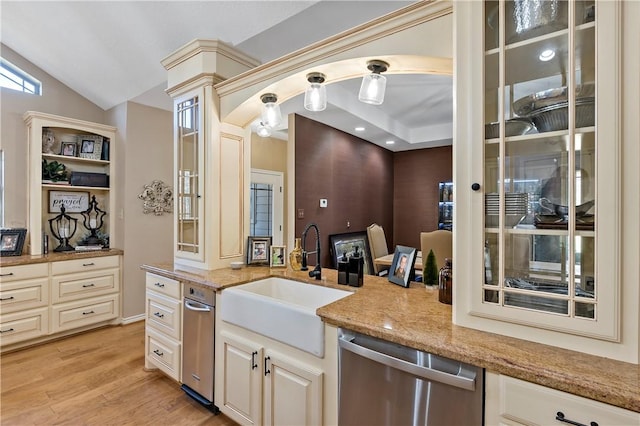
[221,277,351,356]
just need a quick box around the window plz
[1,58,41,95]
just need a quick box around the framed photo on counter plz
[1,228,27,257]
[247,236,271,265]
[388,245,417,288]
[270,245,286,268]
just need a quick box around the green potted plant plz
[423,249,439,286]
[42,159,69,182]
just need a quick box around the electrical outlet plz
[297,209,305,219]
[320,199,328,208]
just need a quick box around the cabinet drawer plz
[0,278,49,313]
[145,273,180,299]
[50,294,119,333]
[0,263,48,283]
[146,326,181,381]
[51,255,120,276]
[146,291,181,339]
[51,269,119,303]
[498,375,639,425]
[0,307,49,346]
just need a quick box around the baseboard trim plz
[121,314,145,325]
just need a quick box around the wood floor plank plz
[0,321,236,425]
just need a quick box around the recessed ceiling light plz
[539,49,555,62]
[355,126,365,132]
[385,140,395,145]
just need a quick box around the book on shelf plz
[75,245,104,251]
[42,180,70,185]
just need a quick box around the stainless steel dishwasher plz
[338,329,483,426]
[181,284,217,412]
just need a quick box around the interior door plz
[250,169,283,245]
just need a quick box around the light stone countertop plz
[0,248,124,267]
[141,262,640,413]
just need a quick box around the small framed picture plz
[61,142,77,157]
[247,236,272,265]
[0,228,27,257]
[77,135,103,160]
[388,245,417,288]
[270,245,286,268]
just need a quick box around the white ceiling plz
[1,1,452,152]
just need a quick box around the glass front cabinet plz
[455,1,623,347]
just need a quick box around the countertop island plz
[141,262,639,413]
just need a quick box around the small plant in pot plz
[423,249,439,286]
[42,159,69,182]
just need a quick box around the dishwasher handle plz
[339,334,476,391]
[184,299,212,312]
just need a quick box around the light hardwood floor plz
[0,321,237,425]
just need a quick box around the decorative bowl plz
[526,98,595,132]
[230,261,244,270]
[485,118,535,139]
[513,83,595,117]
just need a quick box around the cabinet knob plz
[471,183,481,191]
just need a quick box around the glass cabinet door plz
[482,1,599,324]
[176,95,201,257]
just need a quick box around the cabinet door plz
[264,349,323,426]
[455,0,622,344]
[220,331,263,426]
[174,91,205,263]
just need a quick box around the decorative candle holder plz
[81,195,106,246]
[48,205,78,252]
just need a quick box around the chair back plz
[367,223,389,275]
[420,230,452,271]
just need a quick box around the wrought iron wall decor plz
[138,180,173,216]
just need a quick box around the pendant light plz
[358,60,389,105]
[260,93,282,128]
[256,122,272,138]
[304,72,327,112]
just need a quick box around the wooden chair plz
[420,230,452,272]
[367,223,389,276]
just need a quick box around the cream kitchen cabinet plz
[49,255,120,333]
[0,263,50,345]
[219,329,323,426]
[454,1,638,361]
[144,272,182,381]
[1,253,121,351]
[485,372,639,426]
[24,111,117,256]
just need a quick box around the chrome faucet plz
[301,222,321,280]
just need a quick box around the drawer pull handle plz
[251,351,258,370]
[556,411,598,426]
[0,296,15,301]
[153,312,164,318]
[82,283,95,288]
[0,328,15,333]
[82,310,95,315]
[153,349,164,357]
[154,282,165,288]
[82,262,95,267]
[0,272,14,277]
[264,356,271,376]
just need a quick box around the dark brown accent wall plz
[294,115,394,268]
[393,147,453,249]
[294,115,453,268]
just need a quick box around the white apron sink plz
[221,277,351,357]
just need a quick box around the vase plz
[438,258,453,305]
[289,238,303,271]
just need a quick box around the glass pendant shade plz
[358,60,389,105]
[256,122,272,137]
[260,93,282,128]
[358,73,387,105]
[304,83,327,111]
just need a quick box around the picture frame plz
[49,190,90,213]
[328,231,374,275]
[61,141,77,157]
[269,245,286,268]
[1,228,27,257]
[77,135,103,160]
[247,236,272,265]
[388,245,417,288]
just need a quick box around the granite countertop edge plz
[140,262,640,413]
[1,248,124,266]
